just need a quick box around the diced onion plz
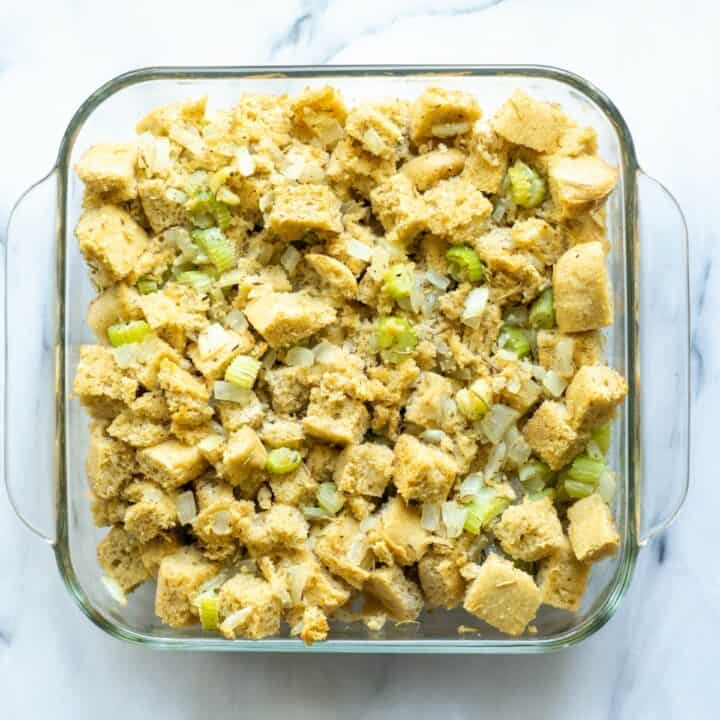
[346,533,369,565]
[431,122,471,138]
[442,501,468,539]
[495,349,519,363]
[313,341,342,365]
[220,607,253,634]
[459,474,483,499]
[438,396,458,425]
[347,239,373,262]
[198,323,229,359]
[285,347,315,368]
[554,338,575,377]
[410,276,425,313]
[421,502,441,532]
[101,576,127,606]
[236,146,256,176]
[262,349,278,370]
[543,370,568,397]
[225,309,248,332]
[359,515,379,533]
[166,187,188,204]
[481,404,520,444]
[317,482,345,515]
[425,271,451,291]
[421,293,439,317]
[286,566,309,604]
[420,429,447,444]
[216,269,246,288]
[505,426,532,466]
[363,127,386,155]
[214,381,252,404]
[211,510,232,536]
[280,245,301,274]
[112,343,139,369]
[462,287,489,326]
[492,198,508,223]
[598,469,616,503]
[484,441,507,481]
[175,491,198,524]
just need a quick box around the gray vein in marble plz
[690,257,711,399]
[656,533,667,564]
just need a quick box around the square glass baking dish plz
[3,65,690,653]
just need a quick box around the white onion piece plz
[505,427,532,466]
[543,370,568,397]
[216,270,245,288]
[346,239,373,262]
[438,397,458,425]
[212,510,232,536]
[421,503,441,532]
[198,324,229,359]
[101,576,128,606]
[492,198,508,223]
[262,349,277,370]
[425,270,451,291]
[554,338,575,377]
[363,127,385,155]
[112,344,139,369]
[495,349,519,363]
[527,362,548,381]
[220,607,253,634]
[410,276,425,313]
[285,347,315,368]
[442,501,468,539]
[459,474,483,499]
[598,470,616,503]
[432,122,471,138]
[359,515,379,533]
[313,341,341,364]
[481,404,520,444]
[280,245,301,274]
[225,309,248,332]
[484,441,507,481]
[422,293,439,317]
[346,533,369,565]
[175,491,198,525]
[214,381,252,404]
[165,187,188,204]
[420,429,447,444]
[462,287,489,325]
[236,146,255,176]
[286,566,309,604]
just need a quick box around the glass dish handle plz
[3,169,59,545]
[636,171,690,546]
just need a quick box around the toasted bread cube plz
[334,442,394,497]
[217,574,282,640]
[97,526,150,592]
[86,422,136,499]
[305,253,358,300]
[522,401,586,471]
[554,242,612,332]
[537,537,590,612]
[245,291,336,349]
[565,365,628,434]
[392,434,458,503]
[365,565,424,622]
[215,395,265,432]
[73,345,139,418]
[191,479,251,557]
[401,148,466,191]
[345,100,408,159]
[548,155,618,218]
[291,85,347,148]
[138,282,209,336]
[327,135,397,197]
[87,284,143,341]
[369,173,428,245]
[368,497,431,566]
[425,176,493,246]
[418,551,465,609]
[405,371,455,429]
[157,358,212,427]
[461,127,507,194]
[123,480,177,543]
[269,463,318,506]
[75,142,138,202]
[266,183,342,242]
[314,515,373,589]
[137,440,207,490]
[511,218,567,266]
[242,503,309,556]
[132,336,181,391]
[497,364,542,415]
[137,177,189,233]
[139,532,183,577]
[222,427,267,496]
[233,93,292,147]
[567,494,620,563]
[494,496,565,562]
[302,380,370,446]
[155,546,220,627]
[264,366,313,415]
[537,330,605,376]
[295,605,329,645]
[464,553,541,636]
[492,90,568,153]
[187,325,255,380]
[107,409,169,448]
[76,206,149,288]
[409,87,481,145]
[131,391,170,422]
[90,495,129,527]
[259,419,305,449]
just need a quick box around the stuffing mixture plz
[72,86,626,643]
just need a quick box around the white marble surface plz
[0,0,716,717]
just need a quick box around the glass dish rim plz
[53,64,640,653]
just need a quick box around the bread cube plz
[424,177,493,246]
[369,173,428,245]
[76,206,149,288]
[365,564,424,622]
[217,574,282,640]
[497,364,542,415]
[302,379,370,446]
[345,100,408,159]
[461,127,507,194]
[137,440,207,490]
[401,148,466,191]
[187,324,255,381]
[418,552,465,609]
[537,330,605,376]
[333,442,394,497]
[87,283,143,341]
[548,155,618,218]
[97,526,150,592]
[266,183,342,241]
[368,497,431,566]
[234,92,292,147]
[139,532,183,577]
[107,409,169,448]
[491,90,568,152]
[215,395,265,432]
[269,464,318,507]
[222,427,267,496]
[464,553,541,636]
[511,218,567,266]
[405,371,455,429]
[137,178,189,233]
[191,480,251,559]
[86,422,136,499]
[537,537,590,612]
[155,546,220,627]
[131,391,170,422]
[295,605,329,645]
[291,85,347,148]
[241,504,308,556]
[314,515,373,589]
[522,401,586,471]
[567,494,620,563]
[494,496,565,562]
[75,142,138,202]
[565,364,628,434]
[409,87,481,145]
[73,344,139,418]
[327,136,397,198]
[245,291,336,349]
[90,495,129,527]
[264,366,313,415]
[138,283,209,336]
[304,253,358,300]
[123,480,177,543]
[157,359,212,428]
[392,434,458,503]
[553,242,612,332]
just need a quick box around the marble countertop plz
[1,0,716,717]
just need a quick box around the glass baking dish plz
[3,65,690,653]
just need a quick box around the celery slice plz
[266,447,302,475]
[568,455,605,485]
[317,482,345,515]
[199,595,219,630]
[592,422,612,455]
[176,270,214,293]
[463,488,510,534]
[107,320,151,347]
[136,278,159,295]
[518,460,554,489]
[564,479,595,499]
[191,227,236,273]
[456,387,489,420]
[225,355,261,389]
[375,316,418,363]
[186,189,232,230]
[498,325,531,359]
[446,245,485,283]
[383,263,414,300]
[529,288,555,329]
[508,160,546,208]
